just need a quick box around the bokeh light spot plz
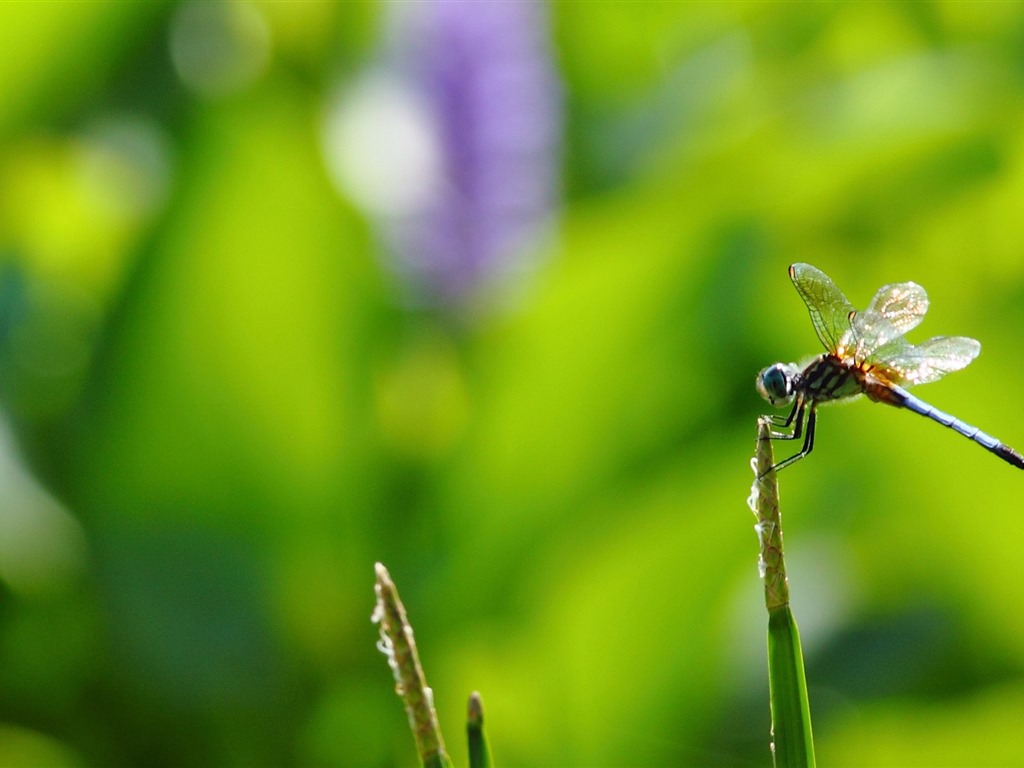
[170,0,271,98]
[322,71,444,218]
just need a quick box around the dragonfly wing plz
[845,281,929,360]
[865,280,929,336]
[846,310,895,359]
[789,263,854,353]
[869,335,981,386]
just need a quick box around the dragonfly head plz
[757,363,798,407]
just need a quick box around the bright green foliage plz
[0,2,1023,767]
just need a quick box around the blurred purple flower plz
[374,0,563,309]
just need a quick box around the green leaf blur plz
[1,2,1023,767]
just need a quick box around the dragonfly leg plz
[759,405,817,476]
[767,398,801,428]
[766,397,805,440]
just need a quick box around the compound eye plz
[757,364,794,406]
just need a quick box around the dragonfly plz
[757,263,1024,474]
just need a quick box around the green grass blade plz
[467,691,492,768]
[767,604,814,768]
[753,419,815,768]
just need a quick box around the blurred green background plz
[2,1,1024,766]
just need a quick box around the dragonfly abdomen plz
[895,388,1024,470]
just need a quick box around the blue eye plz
[757,364,795,406]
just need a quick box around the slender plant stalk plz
[373,562,453,768]
[752,418,815,768]
[466,691,492,768]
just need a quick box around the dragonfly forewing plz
[865,281,929,336]
[789,263,855,353]
[845,281,930,357]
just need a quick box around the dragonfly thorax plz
[757,362,801,407]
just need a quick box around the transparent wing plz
[864,280,929,338]
[844,281,928,355]
[867,335,981,387]
[788,263,854,353]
